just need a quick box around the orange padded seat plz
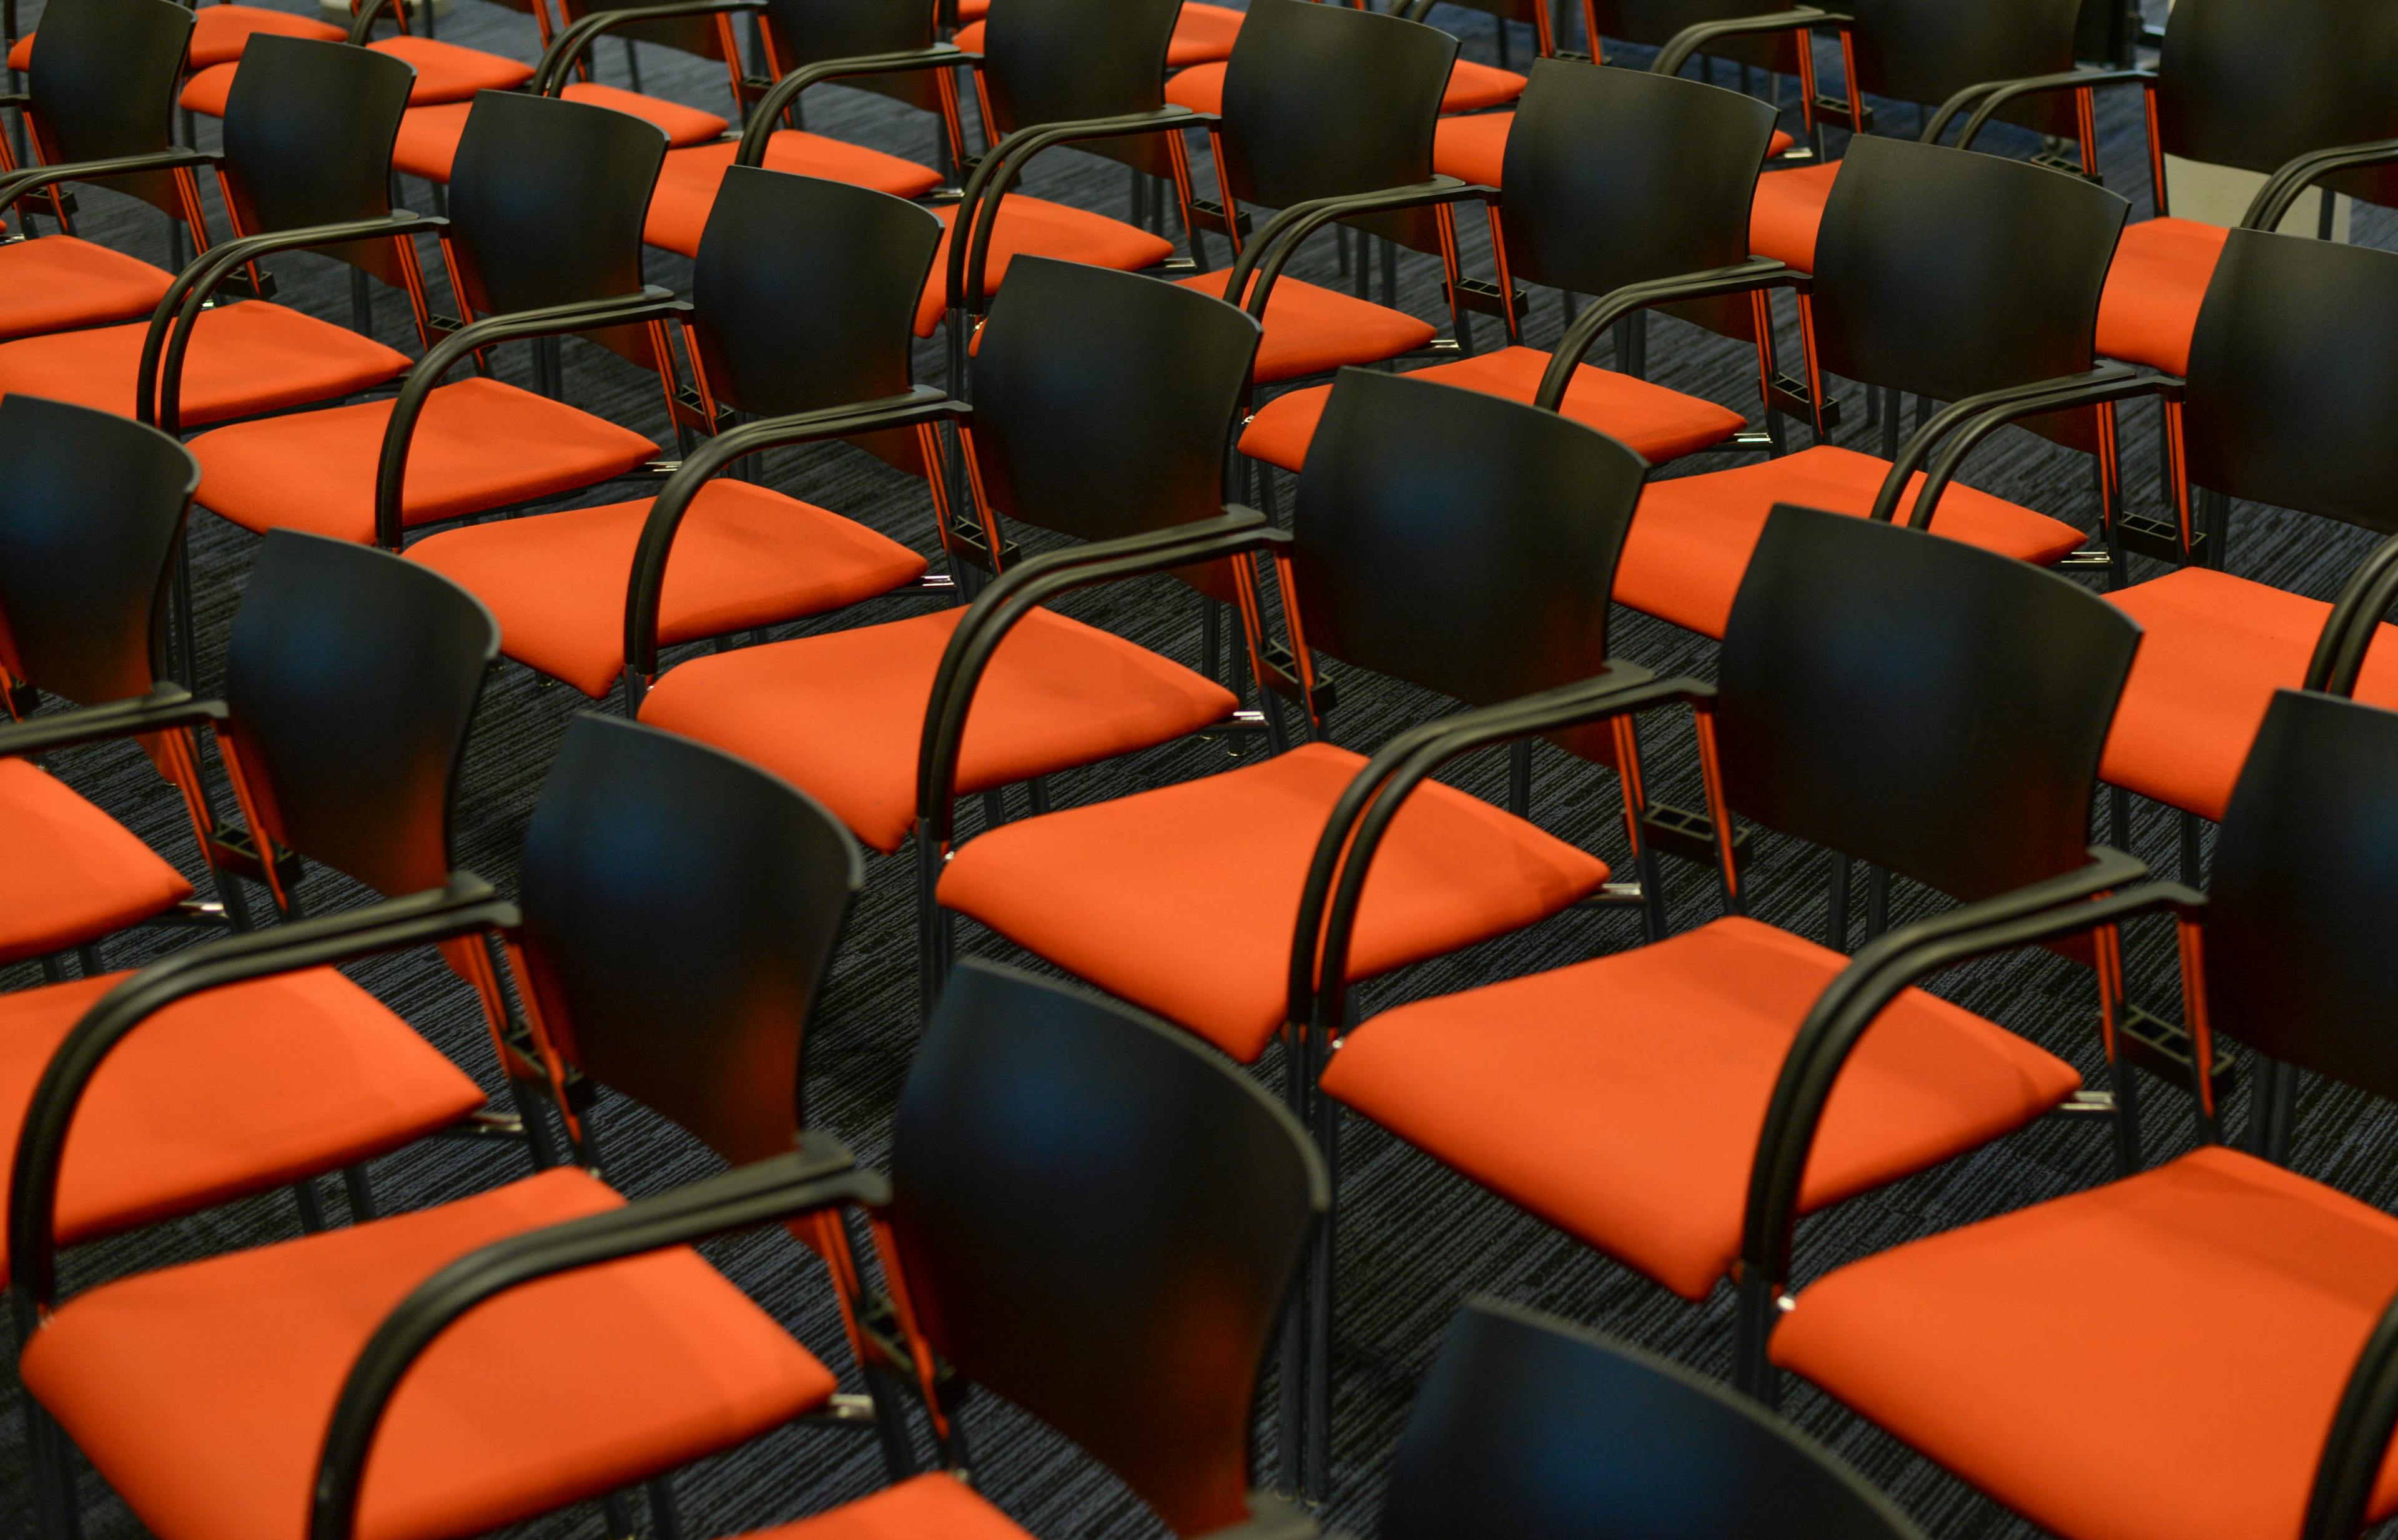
[938,742,1611,1062]
[1323,915,2082,1300]
[2102,567,2398,822]
[748,1473,1034,1540]
[0,302,410,425]
[2095,216,2229,374]
[1748,160,1839,269]
[1165,56,1524,115]
[395,85,727,182]
[23,1165,837,1540]
[407,480,929,698]
[1173,270,1434,383]
[1617,446,2087,639]
[0,237,172,342]
[955,1,1242,67]
[1241,345,1745,473]
[0,759,192,967]
[1433,111,1794,187]
[9,4,342,72]
[917,198,1174,335]
[645,136,945,256]
[193,376,659,544]
[0,968,485,1271]
[180,36,533,115]
[1774,1146,2398,1540]
[639,606,1238,854]
[6,31,27,68]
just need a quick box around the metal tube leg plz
[1506,739,1532,817]
[1303,1090,1339,1503]
[2108,1050,2143,1175]
[644,1478,686,1540]
[350,266,373,338]
[2178,809,2203,886]
[1825,851,1852,952]
[601,1491,640,1539]
[25,1393,84,1540]
[507,1074,568,1171]
[291,1177,331,1233]
[2109,784,2134,857]
[1202,593,1224,685]
[340,1164,378,1222]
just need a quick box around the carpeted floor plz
[7,1,2398,1536]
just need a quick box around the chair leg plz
[1825,851,1852,952]
[291,1177,330,1233]
[1202,593,1223,685]
[2108,1049,2143,1176]
[340,1164,378,1222]
[350,267,373,339]
[861,1359,922,1482]
[2178,809,2203,886]
[1734,1270,1782,1408]
[73,945,101,978]
[644,1477,685,1540]
[2108,784,2134,857]
[601,1490,641,1539]
[1506,739,1532,817]
[1303,1060,1342,1504]
[24,1394,83,1540]
[915,837,954,1025]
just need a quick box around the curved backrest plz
[1846,0,2082,137]
[1292,369,1644,721]
[446,92,668,318]
[2203,691,2398,1106]
[219,37,414,237]
[759,0,941,114]
[1217,0,1456,215]
[980,0,1177,139]
[1498,60,1774,300]
[1593,0,1800,70]
[2158,0,2398,205]
[220,533,496,902]
[1811,136,2126,405]
[967,258,1260,551]
[513,715,863,1165]
[2182,231,2398,536]
[559,0,732,67]
[0,397,197,709]
[691,169,943,418]
[22,0,190,163]
[1386,1300,1928,1540]
[1715,506,2139,903]
[891,961,1325,1538]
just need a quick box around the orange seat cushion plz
[0,301,409,426]
[1435,111,1793,186]
[407,480,928,698]
[640,606,1238,854]
[187,5,347,69]
[959,2,1241,67]
[0,758,192,966]
[1749,159,1839,270]
[24,1165,838,1540]
[0,235,172,342]
[918,196,1174,335]
[1241,344,1744,473]
[1323,915,2081,1300]
[1774,1146,2398,1540]
[0,967,484,1271]
[644,134,944,257]
[751,1473,1032,1539]
[2101,566,2398,822]
[2096,215,2229,374]
[1173,269,1435,383]
[6,31,29,69]
[189,36,535,114]
[193,376,660,544]
[939,741,1611,1062]
[396,85,726,184]
[1164,56,1522,115]
[1617,445,2088,639]
[1163,60,1222,114]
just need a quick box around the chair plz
[300,958,1326,1540]
[12,713,879,1540]
[1240,57,1777,478]
[178,0,535,122]
[182,91,678,548]
[1767,689,2398,1540]
[0,37,423,430]
[408,167,945,699]
[1168,0,1527,121]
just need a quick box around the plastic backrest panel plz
[2158,0,2398,203]
[24,0,190,162]
[445,92,669,318]
[220,37,413,236]
[1846,0,2082,137]
[759,0,942,114]
[1217,0,1456,215]
[979,0,1176,138]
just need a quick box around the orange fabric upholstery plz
[1323,915,2081,1300]
[748,1474,1033,1539]
[1616,445,2088,639]
[24,1165,837,1540]
[1172,270,1434,383]
[0,967,485,1271]
[917,197,1174,335]
[645,135,944,257]
[397,86,728,183]
[0,758,192,966]
[1434,111,1792,185]
[2102,566,2398,822]
[1163,61,1221,114]
[2096,215,2229,374]
[194,376,659,544]
[1774,1146,2398,1540]
[1749,160,1839,270]
[0,302,409,426]
[640,606,1238,854]
[938,743,1611,1062]
[6,31,29,69]
[407,480,929,698]
[1165,55,1523,115]
[186,4,347,68]
[957,3,1242,67]
[1240,345,1745,473]
[180,36,534,115]
[0,237,172,342]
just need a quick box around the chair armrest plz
[1537,258,1794,412]
[347,0,412,44]
[624,385,961,681]
[2306,1285,2398,1540]
[1930,67,2151,152]
[2246,137,2398,232]
[0,684,225,759]
[308,1130,881,1540]
[1892,367,2170,530]
[1652,8,1835,79]
[7,874,513,1314]
[1228,177,1495,330]
[1195,1495,1325,1540]
[736,46,969,166]
[0,146,216,211]
[2309,529,2398,698]
[533,0,766,96]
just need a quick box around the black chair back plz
[2157,0,2398,207]
[21,0,190,164]
[760,0,942,115]
[1847,0,2083,138]
[980,0,1178,139]
[445,91,669,320]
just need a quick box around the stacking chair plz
[1167,0,1527,119]
[298,958,1325,1540]
[409,167,944,699]
[178,0,535,123]
[1320,506,2144,1485]
[183,91,676,548]
[1765,689,2398,1540]
[7,0,342,79]
[12,714,879,1540]
[0,37,423,429]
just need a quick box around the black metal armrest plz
[2307,1288,2398,1540]
[1652,7,1834,79]
[2308,530,2398,699]
[624,385,961,680]
[533,0,766,96]
[0,683,225,758]
[1228,177,1494,328]
[0,146,216,211]
[347,0,412,44]
[373,287,688,550]
[917,507,1273,846]
[7,874,514,1314]
[1894,367,2171,530]
[2245,137,2398,233]
[736,46,969,165]
[308,1130,882,1540]
[1537,257,1794,411]
[1195,1495,1325,1540]
[1932,67,2151,153]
